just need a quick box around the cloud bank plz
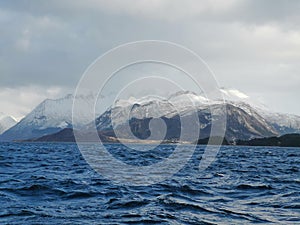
[0,0,300,117]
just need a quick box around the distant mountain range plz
[0,113,17,135]
[1,88,300,143]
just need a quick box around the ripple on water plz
[0,143,299,224]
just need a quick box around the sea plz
[1,142,299,224]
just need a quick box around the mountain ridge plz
[1,88,300,142]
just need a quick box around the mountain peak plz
[220,88,249,100]
[168,90,198,98]
[0,112,17,135]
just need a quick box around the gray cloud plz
[0,0,300,116]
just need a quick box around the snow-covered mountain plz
[94,90,279,141]
[92,88,300,141]
[94,104,278,142]
[0,113,17,135]
[93,91,211,131]
[0,94,95,141]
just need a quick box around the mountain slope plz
[220,88,300,135]
[258,111,300,135]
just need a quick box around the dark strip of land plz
[22,128,300,147]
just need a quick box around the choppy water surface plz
[0,143,299,224]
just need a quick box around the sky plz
[0,0,300,120]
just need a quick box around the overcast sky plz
[1,0,300,119]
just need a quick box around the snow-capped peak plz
[24,94,97,129]
[114,91,211,108]
[114,95,163,108]
[0,112,5,120]
[0,112,17,135]
[168,91,210,105]
[219,87,269,112]
[220,88,249,101]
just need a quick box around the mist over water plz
[1,143,299,224]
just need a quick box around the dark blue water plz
[1,143,299,224]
